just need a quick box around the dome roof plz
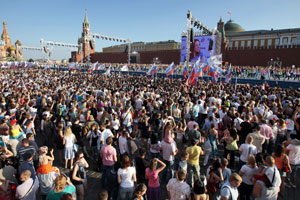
[15,40,21,46]
[225,19,245,32]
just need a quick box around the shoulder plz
[64,185,76,193]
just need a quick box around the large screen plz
[180,35,216,63]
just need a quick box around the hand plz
[50,149,54,154]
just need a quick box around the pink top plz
[100,145,116,166]
[260,124,273,140]
[164,129,174,144]
[145,168,160,188]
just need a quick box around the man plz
[220,173,242,200]
[285,133,300,188]
[238,115,252,144]
[186,138,204,187]
[167,169,191,200]
[100,123,113,146]
[100,136,117,187]
[187,124,201,146]
[238,136,257,169]
[247,123,265,162]
[187,117,199,131]
[161,138,177,183]
[260,119,273,154]
[16,170,39,200]
[122,106,133,133]
[17,138,37,165]
[19,150,36,180]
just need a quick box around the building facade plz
[0,21,23,61]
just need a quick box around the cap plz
[10,120,17,125]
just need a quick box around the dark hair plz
[229,128,237,140]
[194,180,205,195]
[106,136,113,145]
[98,189,109,200]
[139,148,146,156]
[22,138,29,144]
[211,159,221,173]
[150,132,158,144]
[60,193,73,200]
[177,169,186,181]
[74,151,84,162]
[26,133,33,139]
[133,183,147,198]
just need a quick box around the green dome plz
[225,19,245,32]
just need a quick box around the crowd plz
[0,68,299,200]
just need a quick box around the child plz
[203,132,212,166]
[174,151,189,174]
[39,146,54,166]
[133,184,147,200]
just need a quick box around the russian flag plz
[182,63,188,80]
[186,64,197,86]
[165,62,175,76]
[68,62,77,70]
[225,64,232,83]
[88,62,99,73]
[146,64,156,75]
[209,66,217,77]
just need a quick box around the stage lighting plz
[187,10,190,19]
[194,21,197,27]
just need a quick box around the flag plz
[121,65,129,71]
[209,65,217,77]
[212,74,218,84]
[146,64,156,76]
[186,64,197,86]
[104,66,111,76]
[88,62,99,73]
[182,63,188,79]
[68,63,77,70]
[228,11,232,15]
[22,79,27,90]
[225,64,232,83]
[165,62,175,76]
[234,76,237,91]
[208,54,222,66]
[98,64,106,70]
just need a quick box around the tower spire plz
[84,9,89,24]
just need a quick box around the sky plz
[1,0,300,61]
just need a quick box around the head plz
[247,155,257,168]
[39,146,48,155]
[221,158,229,168]
[20,170,31,182]
[229,173,242,187]
[264,155,275,167]
[64,127,72,137]
[176,169,187,182]
[133,184,147,198]
[194,180,206,195]
[274,144,284,158]
[106,136,113,146]
[193,39,200,56]
[54,175,67,193]
[98,189,109,200]
[75,151,84,164]
[139,148,146,158]
[121,155,131,169]
[22,138,30,147]
[60,193,74,200]
[181,150,189,161]
[246,136,254,144]
[149,159,158,171]
[26,133,34,141]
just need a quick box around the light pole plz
[186,10,192,66]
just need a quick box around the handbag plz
[73,143,79,152]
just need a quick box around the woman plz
[86,123,101,162]
[276,119,287,144]
[175,120,187,156]
[148,132,161,159]
[9,119,25,140]
[145,158,166,200]
[239,155,258,200]
[222,128,239,168]
[194,179,209,200]
[63,127,76,169]
[133,184,147,200]
[46,175,76,200]
[272,144,291,193]
[206,159,224,199]
[209,123,219,159]
[117,155,136,200]
[71,152,89,200]
[56,122,65,165]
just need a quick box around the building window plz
[254,40,258,47]
[275,39,280,46]
[247,40,251,47]
[241,41,245,48]
[260,39,265,47]
[229,41,233,48]
[282,37,288,45]
[267,39,272,46]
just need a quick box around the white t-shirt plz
[220,182,239,200]
[122,112,132,127]
[286,143,300,165]
[16,177,39,200]
[64,134,75,148]
[101,129,113,145]
[148,139,161,153]
[135,98,143,110]
[240,165,258,185]
[239,144,258,163]
[161,140,177,161]
[119,136,128,155]
[117,167,136,188]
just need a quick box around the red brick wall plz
[224,45,300,67]
[91,52,128,63]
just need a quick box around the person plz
[285,133,300,188]
[63,127,76,169]
[202,132,212,166]
[166,169,191,200]
[247,124,265,162]
[100,136,117,187]
[191,39,203,62]
[239,136,257,170]
[186,138,203,187]
[221,158,231,185]
[60,193,74,200]
[56,122,65,165]
[117,155,136,200]
[174,150,189,175]
[19,150,36,180]
[135,148,149,184]
[17,138,36,166]
[86,123,101,162]
[222,128,239,169]
[239,155,258,200]
[161,136,177,183]
[39,146,54,166]
[193,179,209,200]
[209,123,219,159]
[46,175,76,200]
[15,170,39,200]
[145,158,166,200]
[206,159,224,199]
[98,189,109,200]
[148,132,161,159]
[71,151,89,200]
[220,173,242,200]
[132,183,147,200]
[105,163,119,200]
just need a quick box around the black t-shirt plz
[239,121,253,143]
[72,124,83,146]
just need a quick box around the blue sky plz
[1,0,300,60]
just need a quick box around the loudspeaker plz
[190,28,194,43]
[209,39,213,50]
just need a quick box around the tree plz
[28,58,34,62]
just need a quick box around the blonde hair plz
[64,127,72,137]
[247,155,257,168]
[229,173,242,183]
[54,175,67,193]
